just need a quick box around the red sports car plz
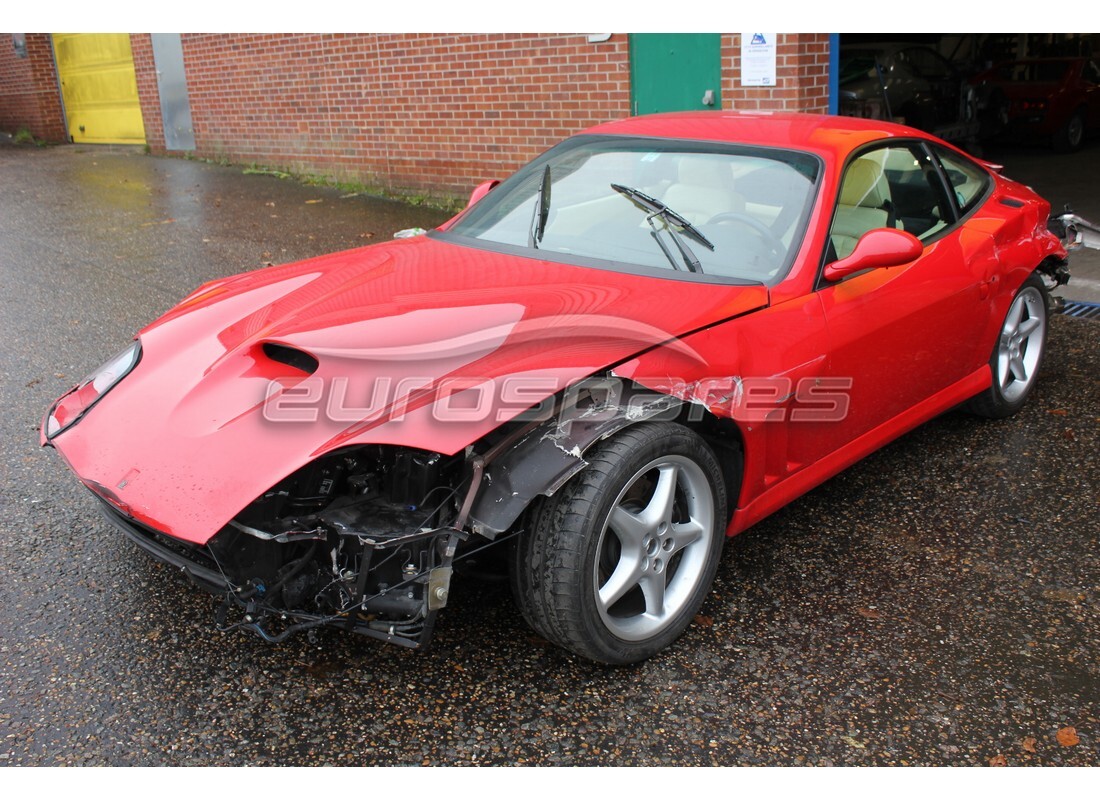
[973,57,1100,152]
[43,112,1073,664]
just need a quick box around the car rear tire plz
[510,422,727,664]
[966,272,1049,419]
[1053,109,1086,153]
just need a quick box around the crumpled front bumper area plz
[99,498,229,593]
[94,449,475,651]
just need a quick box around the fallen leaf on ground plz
[856,607,881,619]
[1056,727,1079,747]
[1042,588,1080,603]
[305,199,323,204]
[1046,409,1069,416]
[1022,737,1037,753]
[988,754,1007,767]
[693,614,713,627]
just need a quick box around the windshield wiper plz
[529,165,551,249]
[611,183,715,273]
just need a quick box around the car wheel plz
[966,273,1048,419]
[1053,109,1086,153]
[510,422,727,664]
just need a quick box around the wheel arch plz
[467,376,746,538]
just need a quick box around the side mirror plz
[466,180,499,209]
[824,228,923,281]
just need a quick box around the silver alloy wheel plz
[593,455,715,641]
[1067,113,1085,148]
[997,285,1046,402]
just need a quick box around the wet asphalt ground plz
[0,142,1097,767]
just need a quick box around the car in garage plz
[43,112,1072,664]
[971,57,1100,152]
[838,43,990,142]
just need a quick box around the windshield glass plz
[995,61,1071,83]
[444,136,821,284]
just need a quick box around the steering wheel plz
[705,212,785,262]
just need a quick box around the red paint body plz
[973,58,1100,142]
[45,112,1066,548]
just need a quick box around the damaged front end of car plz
[94,435,487,648]
[90,375,693,650]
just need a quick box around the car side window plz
[828,144,951,261]
[932,146,991,216]
[1085,60,1100,85]
[900,47,952,81]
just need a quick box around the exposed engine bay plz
[100,379,680,650]
[207,445,477,647]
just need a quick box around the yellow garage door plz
[53,33,146,144]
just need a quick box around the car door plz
[815,141,986,452]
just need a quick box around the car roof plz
[583,111,925,160]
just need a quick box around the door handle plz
[702,89,715,106]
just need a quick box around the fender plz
[468,380,684,537]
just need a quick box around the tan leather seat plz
[662,157,746,225]
[831,157,897,259]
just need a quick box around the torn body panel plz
[467,382,686,537]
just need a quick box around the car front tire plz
[966,272,1049,419]
[510,422,727,664]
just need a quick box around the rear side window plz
[933,147,991,216]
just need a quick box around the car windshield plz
[839,51,882,84]
[443,136,821,284]
[996,61,1070,83]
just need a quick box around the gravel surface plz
[1,143,1096,766]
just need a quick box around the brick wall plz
[134,33,631,199]
[0,33,67,141]
[131,33,830,201]
[130,34,164,150]
[721,34,831,112]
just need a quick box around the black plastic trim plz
[97,499,229,594]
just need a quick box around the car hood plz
[48,235,768,543]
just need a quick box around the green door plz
[630,33,722,115]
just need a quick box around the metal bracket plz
[1056,212,1100,251]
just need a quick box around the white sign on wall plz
[741,33,777,87]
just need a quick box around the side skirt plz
[728,365,991,535]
